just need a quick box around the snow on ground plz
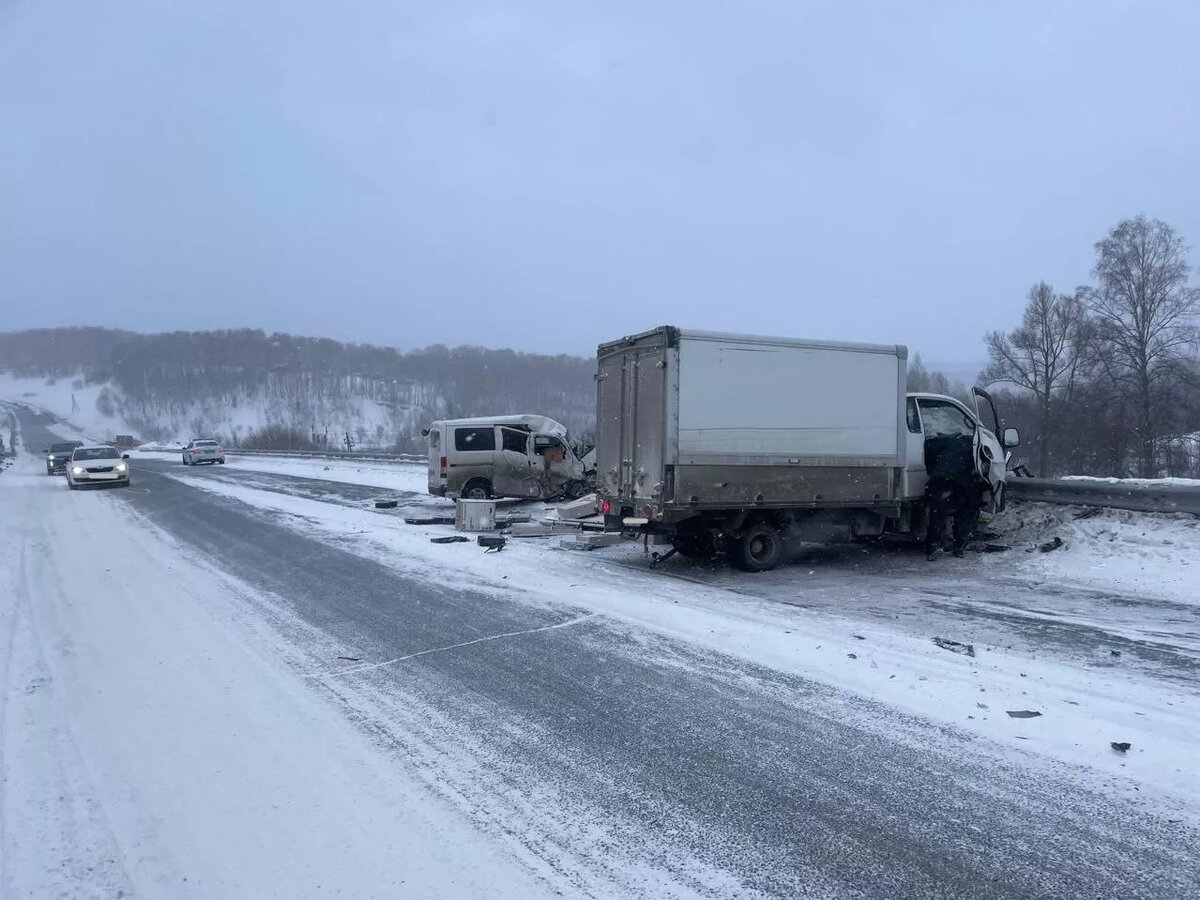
[223,455,429,493]
[162,468,1200,822]
[1061,475,1200,487]
[0,451,563,899]
[998,502,1200,606]
[131,450,430,493]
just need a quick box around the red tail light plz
[600,500,611,513]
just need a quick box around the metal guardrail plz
[1007,477,1200,515]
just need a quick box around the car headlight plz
[116,463,127,472]
[72,466,84,474]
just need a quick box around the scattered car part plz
[932,637,976,657]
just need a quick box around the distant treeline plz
[0,327,596,448]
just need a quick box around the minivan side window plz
[455,427,496,452]
[500,428,528,453]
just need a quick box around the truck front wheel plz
[731,522,784,572]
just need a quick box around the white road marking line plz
[309,612,599,680]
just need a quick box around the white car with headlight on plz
[66,445,132,489]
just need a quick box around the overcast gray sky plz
[2,1,1197,363]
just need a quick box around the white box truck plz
[595,327,1018,570]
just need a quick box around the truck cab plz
[905,388,1020,513]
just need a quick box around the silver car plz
[182,439,226,466]
[66,445,131,489]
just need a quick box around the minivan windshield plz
[50,442,82,453]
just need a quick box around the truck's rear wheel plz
[732,522,784,572]
[461,479,492,500]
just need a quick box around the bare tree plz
[981,282,1092,476]
[1086,216,1199,476]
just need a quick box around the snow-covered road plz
[3,409,1198,899]
[0,454,559,899]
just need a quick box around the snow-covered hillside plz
[0,371,443,446]
[0,327,596,447]
[0,373,138,443]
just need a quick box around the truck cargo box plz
[595,327,908,520]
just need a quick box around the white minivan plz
[425,414,593,501]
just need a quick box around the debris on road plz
[510,522,581,538]
[1110,741,1132,753]
[337,656,362,662]
[477,534,507,552]
[374,499,399,509]
[1073,507,1104,520]
[456,499,497,532]
[932,637,976,657]
[405,515,456,526]
[1006,710,1043,719]
[982,543,1011,553]
[430,535,469,545]
[556,493,599,520]
[1037,536,1065,553]
[560,533,623,551]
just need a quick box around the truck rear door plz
[597,342,667,502]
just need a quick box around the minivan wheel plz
[732,522,784,572]
[461,479,492,500]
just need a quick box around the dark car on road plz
[44,440,84,475]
